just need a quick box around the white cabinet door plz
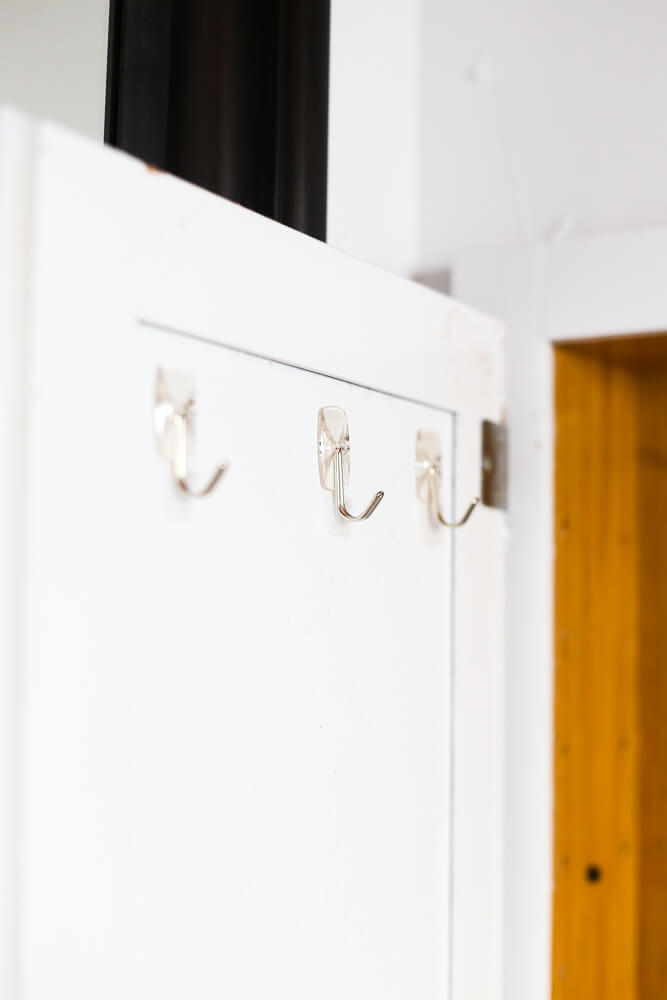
[1,111,505,1000]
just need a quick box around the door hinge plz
[481,420,508,510]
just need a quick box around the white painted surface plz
[542,228,667,340]
[0,0,109,140]
[2,112,505,1000]
[328,0,419,277]
[26,335,456,1000]
[0,108,35,1000]
[417,0,667,268]
[137,166,503,418]
[329,0,667,276]
[452,245,552,1000]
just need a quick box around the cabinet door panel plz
[25,326,455,999]
[2,112,505,1000]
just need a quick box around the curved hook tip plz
[427,468,479,527]
[331,445,383,522]
[362,490,385,520]
[439,494,479,528]
[458,495,480,525]
[176,461,229,498]
[337,489,384,522]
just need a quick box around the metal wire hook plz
[318,406,384,522]
[333,447,384,521]
[426,465,479,527]
[155,369,228,499]
[171,407,228,497]
[416,429,479,529]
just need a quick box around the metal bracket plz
[480,420,508,510]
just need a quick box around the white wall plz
[328,0,420,277]
[0,0,108,140]
[329,0,667,277]
[450,243,554,1000]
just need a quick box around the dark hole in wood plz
[585,864,602,883]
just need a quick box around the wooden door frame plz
[451,226,667,1000]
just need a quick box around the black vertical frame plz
[104,0,330,241]
[274,0,330,239]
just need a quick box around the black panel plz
[104,0,329,240]
[275,0,330,238]
[105,0,176,166]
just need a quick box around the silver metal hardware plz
[480,419,507,510]
[416,429,479,528]
[154,367,228,497]
[318,406,384,521]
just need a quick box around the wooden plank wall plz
[552,335,667,999]
[636,368,667,996]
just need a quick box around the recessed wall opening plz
[553,333,667,997]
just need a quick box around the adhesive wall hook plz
[416,429,478,528]
[155,368,228,498]
[318,406,384,522]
